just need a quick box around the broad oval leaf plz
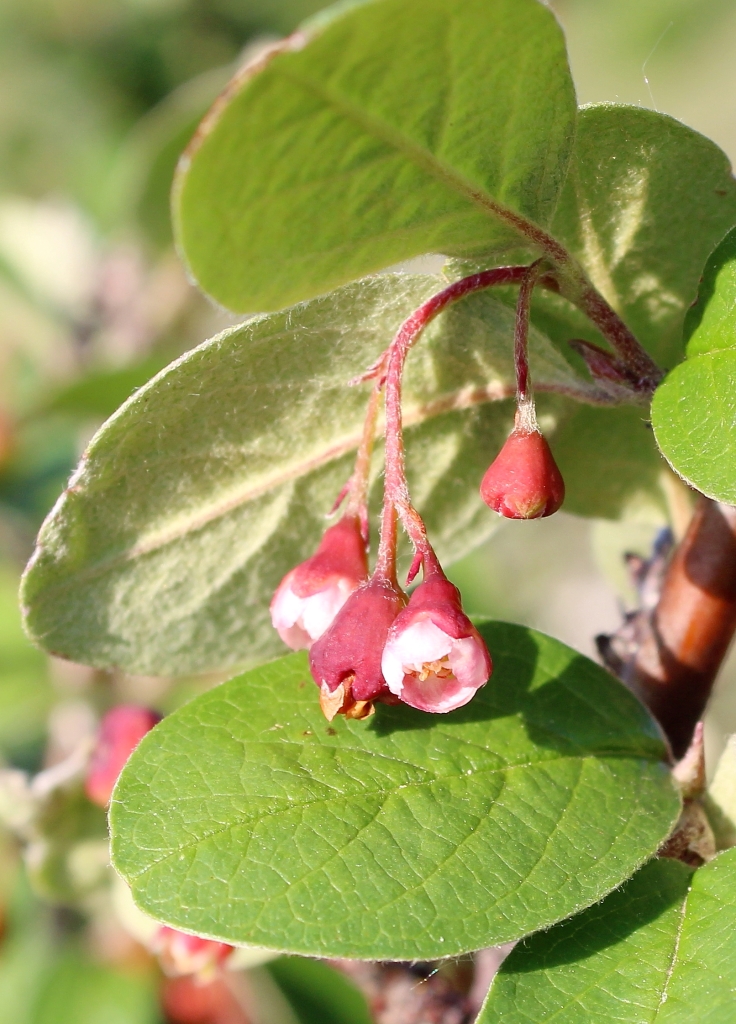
[683,226,736,357]
[651,351,736,503]
[21,273,589,676]
[109,622,679,961]
[498,104,736,370]
[174,0,576,312]
[651,232,736,502]
[479,849,736,1024]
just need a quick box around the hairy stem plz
[631,497,736,758]
[374,266,532,579]
[513,261,541,432]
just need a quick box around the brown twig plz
[332,959,474,1024]
[600,496,736,759]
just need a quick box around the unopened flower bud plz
[85,705,160,807]
[270,515,368,650]
[309,575,407,719]
[152,926,234,978]
[381,571,491,713]
[480,427,564,519]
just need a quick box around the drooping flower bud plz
[85,705,161,807]
[381,570,491,713]
[270,515,368,650]
[480,427,564,519]
[152,926,234,979]
[309,575,407,720]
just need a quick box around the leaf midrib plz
[274,64,566,263]
[30,379,514,602]
[116,751,663,880]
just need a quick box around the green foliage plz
[542,105,736,367]
[266,956,373,1024]
[32,951,159,1024]
[479,849,736,1023]
[0,564,52,762]
[109,622,679,961]
[652,228,736,502]
[22,274,589,675]
[174,0,576,312]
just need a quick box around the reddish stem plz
[570,282,663,391]
[374,267,532,579]
[631,497,736,758]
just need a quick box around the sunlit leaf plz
[479,849,736,1024]
[174,0,576,312]
[109,622,679,961]
[22,274,587,675]
[651,228,736,502]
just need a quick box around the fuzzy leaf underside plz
[109,622,679,961]
[23,273,603,677]
[480,848,736,1023]
[454,105,736,371]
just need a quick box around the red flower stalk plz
[152,926,234,979]
[381,565,491,713]
[85,705,160,807]
[480,421,565,519]
[308,574,407,720]
[270,514,368,650]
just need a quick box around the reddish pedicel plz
[381,570,491,713]
[85,704,160,807]
[270,515,368,650]
[308,575,407,719]
[480,428,565,519]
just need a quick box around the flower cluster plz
[270,264,567,721]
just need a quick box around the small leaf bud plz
[381,571,491,713]
[480,427,565,519]
[85,705,160,807]
[309,575,407,718]
[270,515,368,650]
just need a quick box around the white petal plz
[300,578,354,641]
[448,635,490,689]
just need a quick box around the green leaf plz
[38,351,179,421]
[549,403,666,521]
[651,352,736,502]
[651,228,736,502]
[32,949,159,1024]
[266,956,373,1024]
[536,104,736,368]
[174,0,576,312]
[479,848,736,1024]
[22,273,588,676]
[0,563,53,762]
[683,227,736,357]
[109,622,679,961]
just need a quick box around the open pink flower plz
[381,572,491,713]
[270,515,368,650]
[152,926,234,978]
[85,705,160,807]
[309,575,406,719]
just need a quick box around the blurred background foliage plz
[1,0,736,1020]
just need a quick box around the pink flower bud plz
[85,705,161,807]
[309,575,407,719]
[270,515,368,650]
[152,926,234,978]
[381,573,491,713]
[480,427,565,519]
